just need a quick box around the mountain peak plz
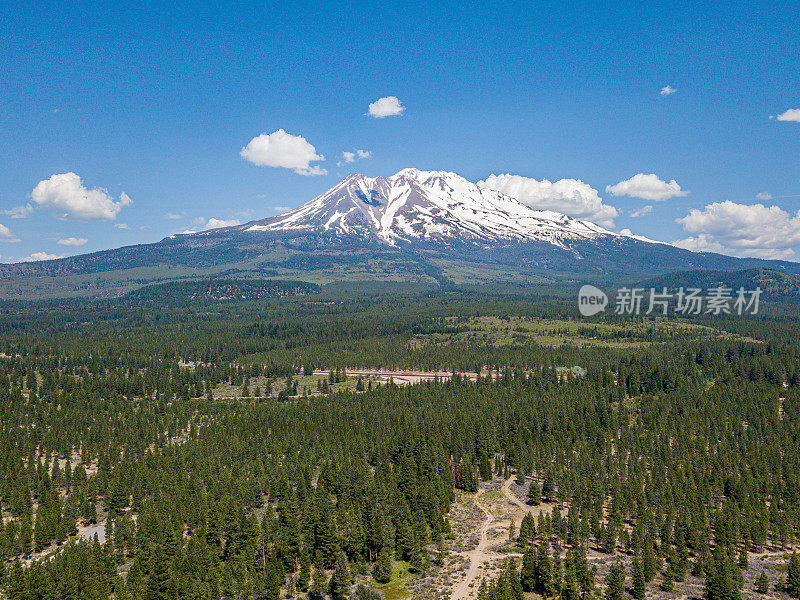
[390,167,460,180]
[246,169,615,247]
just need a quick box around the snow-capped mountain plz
[239,168,616,248]
[5,168,800,300]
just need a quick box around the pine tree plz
[788,552,800,598]
[298,550,311,591]
[354,584,381,600]
[519,513,536,545]
[521,547,536,592]
[330,552,350,600]
[536,540,553,596]
[309,565,328,600]
[605,562,625,600]
[542,478,554,501]
[563,551,580,600]
[642,539,657,582]
[662,563,675,592]
[527,481,541,506]
[144,545,171,600]
[373,546,392,584]
[738,547,748,570]
[632,555,646,600]
[550,546,562,598]
[516,467,526,486]
[705,545,742,600]
[755,572,769,594]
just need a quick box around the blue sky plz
[1,0,799,261]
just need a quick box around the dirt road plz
[450,488,494,600]
[449,475,552,599]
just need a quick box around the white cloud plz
[337,148,372,166]
[629,205,653,218]
[164,212,183,220]
[606,173,689,201]
[674,200,800,259]
[240,129,327,176]
[114,223,130,229]
[477,174,619,227]
[3,204,33,219]
[18,252,63,263]
[660,86,678,96]
[367,96,405,118]
[180,217,241,234]
[272,206,291,212]
[57,237,87,247]
[31,173,132,221]
[775,109,800,122]
[204,218,240,229]
[0,224,20,243]
[756,192,772,201]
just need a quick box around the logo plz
[578,285,608,316]
[576,284,762,317]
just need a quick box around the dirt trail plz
[501,477,529,511]
[450,488,494,600]
[449,475,553,600]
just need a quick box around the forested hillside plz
[1,293,800,599]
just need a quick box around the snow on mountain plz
[243,168,618,248]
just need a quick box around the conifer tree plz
[309,565,328,600]
[788,552,800,598]
[632,555,646,600]
[297,550,311,592]
[605,562,625,600]
[536,540,553,596]
[373,546,392,584]
[705,545,741,600]
[527,481,541,506]
[755,572,769,594]
[330,552,350,600]
[642,539,657,582]
[738,547,748,570]
[521,547,536,592]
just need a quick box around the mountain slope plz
[1,168,799,299]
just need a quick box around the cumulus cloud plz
[31,173,132,221]
[204,218,240,229]
[630,205,654,218]
[0,224,20,243]
[367,96,405,118]
[674,200,800,259]
[57,237,87,247]
[180,217,241,234]
[477,174,619,227]
[3,204,33,219]
[606,173,689,201]
[774,109,800,122]
[18,252,63,263]
[337,148,372,166]
[240,129,327,176]
[660,86,678,96]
